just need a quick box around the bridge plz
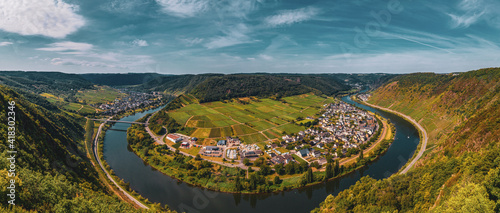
[89,118,147,125]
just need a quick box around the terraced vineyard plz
[165,94,335,145]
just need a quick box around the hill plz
[80,73,163,86]
[136,74,220,95]
[0,85,169,212]
[136,73,394,101]
[0,71,94,96]
[315,68,500,212]
[189,74,321,103]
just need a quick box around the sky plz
[0,0,499,74]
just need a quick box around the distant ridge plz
[80,73,163,86]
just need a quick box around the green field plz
[40,86,126,114]
[165,94,328,143]
[75,86,127,104]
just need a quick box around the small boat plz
[407,136,410,138]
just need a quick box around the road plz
[89,118,146,125]
[360,101,428,175]
[91,117,149,209]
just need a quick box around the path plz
[360,100,428,174]
[91,117,149,209]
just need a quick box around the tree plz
[243,158,250,166]
[326,155,333,163]
[336,148,343,158]
[195,154,202,161]
[260,164,272,176]
[357,149,364,164]
[306,168,314,183]
[274,164,284,175]
[436,182,495,213]
[334,160,340,176]
[311,161,321,169]
[285,162,296,175]
[325,163,333,179]
[274,176,281,185]
[235,176,242,192]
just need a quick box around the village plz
[163,101,379,168]
[93,91,163,115]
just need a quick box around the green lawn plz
[292,154,307,163]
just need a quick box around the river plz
[102,96,420,213]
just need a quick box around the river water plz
[102,96,420,213]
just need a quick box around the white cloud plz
[446,0,500,29]
[0,42,13,46]
[212,0,262,18]
[205,24,255,49]
[448,12,485,28]
[0,0,85,38]
[51,58,117,68]
[265,7,319,27]
[155,0,209,18]
[179,37,204,46]
[50,53,155,69]
[132,39,149,47]
[36,42,93,53]
[259,54,273,61]
[156,0,264,18]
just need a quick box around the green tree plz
[235,176,242,192]
[334,160,340,176]
[325,163,333,179]
[243,158,250,166]
[274,164,284,175]
[435,182,495,213]
[274,176,281,185]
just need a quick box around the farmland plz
[166,93,335,144]
[40,86,127,114]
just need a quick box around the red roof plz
[167,134,180,140]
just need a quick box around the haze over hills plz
[315,68,500,212]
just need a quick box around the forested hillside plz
[0,71,94,96]
[137,74,220,94]
[315,68,500,212]
[80,73,163,86]
[0,85,169,212]
[190,74,319,103]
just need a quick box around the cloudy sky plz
[0,0,499,74]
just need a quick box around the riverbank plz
[86,106,175,212]
[354,96,428,174]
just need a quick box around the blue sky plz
[0,0,499,74]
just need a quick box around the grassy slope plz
[315,68,500,212]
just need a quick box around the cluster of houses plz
[268,101,378,166]
[357,94,371,102]
[93,91,163,115]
